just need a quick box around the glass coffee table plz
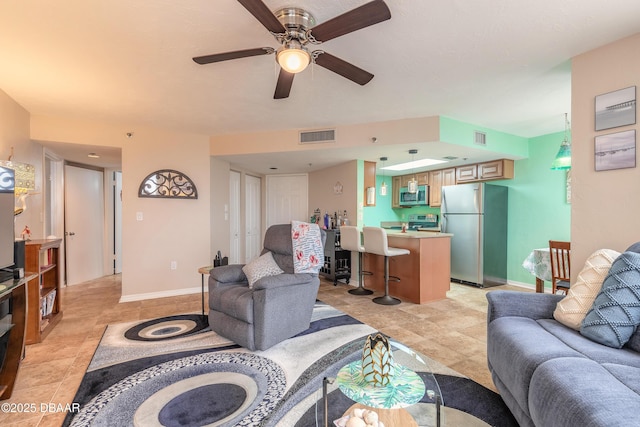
[316,338,490,427]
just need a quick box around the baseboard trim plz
[119,286,202,303]
[506,280,546,292]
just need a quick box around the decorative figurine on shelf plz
[21,225,31,241]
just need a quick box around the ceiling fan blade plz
[274,69,294,99]
[193,47,274,65]
[237,0,286,34]
[308,0,391,43]
[313,52,374,86]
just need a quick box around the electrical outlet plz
[136,212,143,221]
[170,261,177,270]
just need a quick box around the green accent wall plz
[440,116,529,157]
[507,131,571,287]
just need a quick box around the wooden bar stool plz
[340,226,374,295]
[363,227,410,305]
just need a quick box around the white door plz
[65,165,105,285]
[114,171,122,274]
[245,175,261,262]
[266,174,309,227]
[229,170,241,264]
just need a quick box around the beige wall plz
[308,160,359,226]
[210,157,230,261]
[571,32,640,272]
[0,90,43,239]
[31,115,212,300]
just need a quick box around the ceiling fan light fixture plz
[276,42,310,74]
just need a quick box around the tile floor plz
[0,274,528,426]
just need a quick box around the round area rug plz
[124,314,209,341]
[70,352,286,427]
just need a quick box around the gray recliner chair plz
[208,224,326,350]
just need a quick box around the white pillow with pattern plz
[554,248,621,330]
[242,251,284,289]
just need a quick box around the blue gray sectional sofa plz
[487,290,640,427]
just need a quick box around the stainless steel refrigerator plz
[441,182,508,287]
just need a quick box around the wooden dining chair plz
[549,240,571,294]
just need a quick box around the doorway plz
[266,174,309,227]
[64,163,105,285]
[245,174,261,262]
[229,170,241,264]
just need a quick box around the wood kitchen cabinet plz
[456,164,478,182]
[456,159,514,183]
[391,176,402,208]
[399,173,427,188]
[363,160,377,206]
[478,159,514,180]
[428,168,456,207]
[25,239,63,344]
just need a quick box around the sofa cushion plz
[554,249,620,330]
[581,251,640,348]
[487,316,586,418]
[242,251,284,289]
[529,358,640,427]
[537,319,640,367]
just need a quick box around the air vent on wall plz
[474,131,487,146]
[299,129,336,144]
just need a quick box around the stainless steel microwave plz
[399,185,429,206]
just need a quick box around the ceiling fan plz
[193,0,391,99]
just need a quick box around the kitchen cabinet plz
[428,170,442,207]
[25,239,62,344]
[443,168,456,186]
[478,159,514,180]
[456,159,514,183]
[456,164,478,182]
[398,173,427,189]
[429,168,456,207]
[391,176,402,208]
[363,161,377,206]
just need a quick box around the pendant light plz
[407,149,418,193]
[379,157,388,196]
[551,113,572,170]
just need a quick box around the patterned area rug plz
[64,303,517,426]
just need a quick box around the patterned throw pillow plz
[291,220,324,274]
[554,249,621,330]
[580,251,640,348]
[242,251,284,289]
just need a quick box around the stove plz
[407,214,439,230]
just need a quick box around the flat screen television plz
[0,166,15,282]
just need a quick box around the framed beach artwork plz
[595,86,636,131]
[594,129,636,172]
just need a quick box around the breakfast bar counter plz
[362,231,452,304]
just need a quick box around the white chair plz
[363,226,410,305]
[339,226,373,295]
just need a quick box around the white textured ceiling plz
[1,1,639,171]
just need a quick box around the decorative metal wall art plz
[138,169,198,199]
